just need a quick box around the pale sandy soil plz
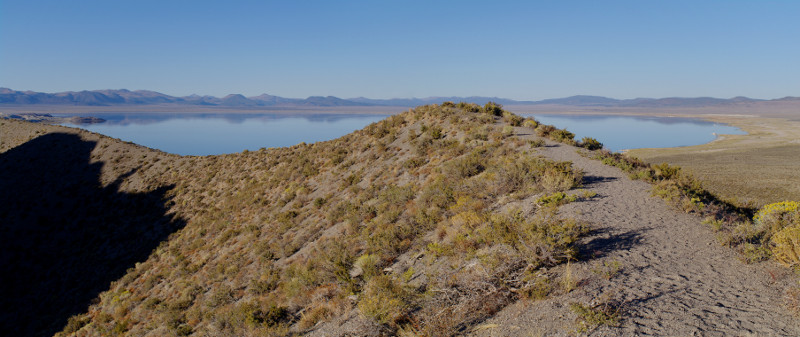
[471,136,799,336]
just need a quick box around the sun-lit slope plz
[28,103,586,336]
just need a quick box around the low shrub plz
[501,125,514,137]
[570,296,621,333]
[457,102,481,112]
[579,137,603,150]
[771,225,800,268]
[247,304,289,327]
[537,191,577,207]
[503,112,524,126]
[534,124,557,137]
[522,118,539,129]
[529,139,546,147]
[358,275,409,327]
[754,201,800,234]
[549,129,576,145]
[483,102,503,116]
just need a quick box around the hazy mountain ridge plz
[0,88,370,107]
[1,88,795,108]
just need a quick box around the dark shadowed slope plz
[0,133,185,337]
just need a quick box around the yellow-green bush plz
[754,201,800,234]
[771,225,800,268]
[522,118,539,129]
[537,191,577,207]
[357,275,408,326]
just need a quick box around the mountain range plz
[0,88,797,108]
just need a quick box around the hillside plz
[1,104,588,336]
[1,104,798,336]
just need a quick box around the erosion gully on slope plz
[473,135,800,336]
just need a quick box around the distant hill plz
[618,96,762,107]
[0,87,790,108]
[532,95,622,106]
[348,96,535,106]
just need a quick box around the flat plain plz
[628,115,800,207]
[508,103,800,208]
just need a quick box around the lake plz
[521,114,745,152]
[59,112,745,155]
[60,113,389,156]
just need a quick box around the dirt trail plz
[474,138,799,336]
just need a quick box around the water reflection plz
[524,114,746,152]
[59,112,746,156]
[61,113,388,156]
[61,113,379,126]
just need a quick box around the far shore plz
[3,100,800,119]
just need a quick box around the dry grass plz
[628,116,800,207]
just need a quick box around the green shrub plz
[537,192,577,207]
[535,124,556,137]
[444,152,485,179]
[529,139,546,147]
[579,137,603,150]
[457,102,481,112]
[483,102,504,116]
[570,298,621,332]
[501,125,514,137]
[247,304,289,327]
[520,273,552,300]
[428,125,444,139]
[61,315,89,334]
[592,260,622,280]
[549,129,576,144]
[503,112,524,126]
[354,253,380,280]
[652,162,681,181]
[358,275,408,326]
[522,118,539,129]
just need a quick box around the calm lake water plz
[59,112,745,155]
[522,114,745,152]
[61,113,388,156]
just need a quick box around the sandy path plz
[473,138,799,336]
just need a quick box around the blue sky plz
[1,0,798,99]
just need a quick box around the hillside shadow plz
[579,227,646,259]
[0,133,185,337]
[582,175,618,186]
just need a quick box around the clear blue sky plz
[1,0,798,100]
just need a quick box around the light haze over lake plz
[61,113,745,155]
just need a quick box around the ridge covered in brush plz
[0,103,590,336]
